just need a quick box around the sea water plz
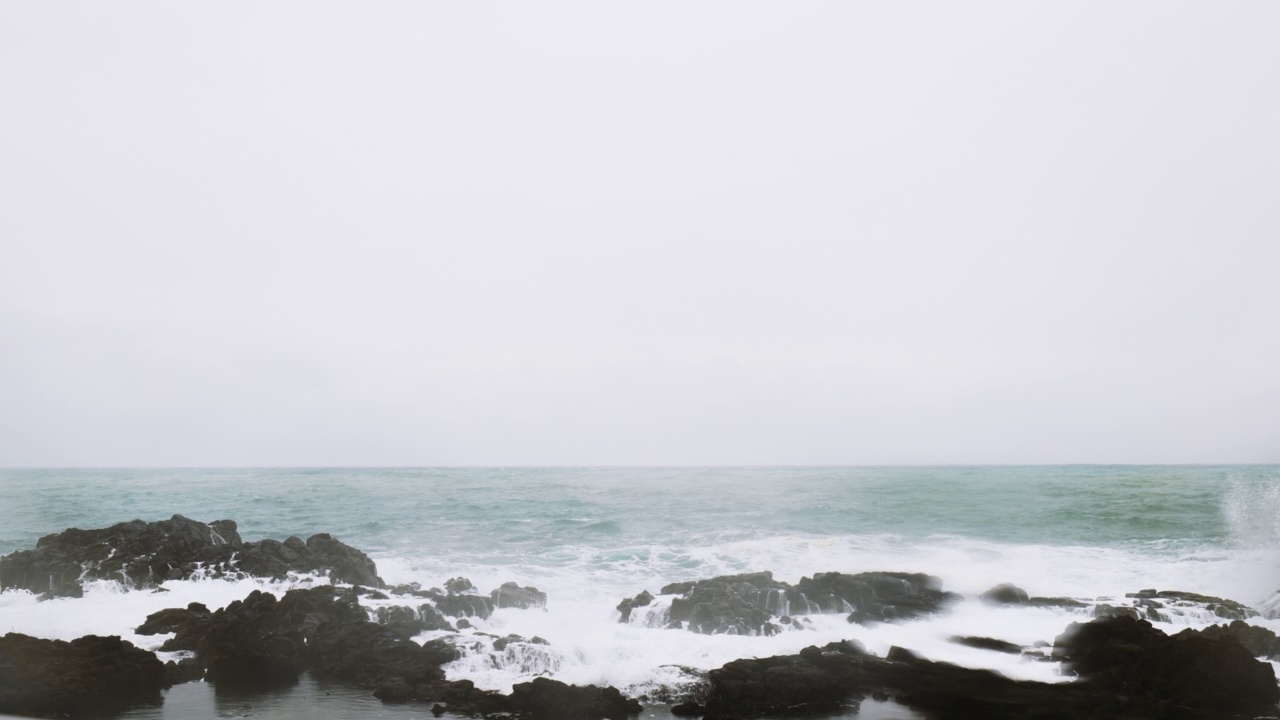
[3,466,1280,719]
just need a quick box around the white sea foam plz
[2,528,1275,701]
[355,532,1278,696]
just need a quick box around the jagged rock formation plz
[134,585,641,718]
[0,633,171,718]
[699,615,1279,720]
[0,515,382,597]
[620,570,960,634]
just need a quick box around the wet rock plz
[1092,603,1141,620]
[445,577,475,594]
[0,515,384,598]
[370,604,456,638]
[979,583,1029,605]
[1025,596,1089,609]
[491,582,547,610]
[670,701,704,716]
[1124,589,1258,622]
[796,572,961,624]
[665,572,786,635]
[506,677,642,720]
[950,635,1022,654]
[0,515,241,597]
[0,633,169,718]
[1054,615,1279,718]
[431,590,496,619]
[702,616,1280,720]
[136,602,210,635]
[1199,620,1280,660]
[616,590,653,623]
[628,570,960,636]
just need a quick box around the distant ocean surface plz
[4,466,1280,719]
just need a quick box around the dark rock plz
[491,582,547,609]
[1054,615,1279,718]
[796,572,960,624]
[507,677,642,720]
[0,516,384,598]
[0,515,240,597]
[163,657,205,684]
[431,590,495,619]
[1092,603,1141,620]
[445,577,475,594]
[1122,589,1258,622]
[1199,620,1280,660]
[670,701,704,716]
[302,533,382,587]
[136,602,210,635]
[493,634,525,652]
[1026,596,1089,609]
[457,618,473,630]
[616,590,654,623]
[666,572,788,635]
[980,583,1030,605]
[702,616,1280,720]
[950,636,1023,654]
[0,633,169,718]
[374,678,416,703]
[632,570,960,636]
[420,637,466,665]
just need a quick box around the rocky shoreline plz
[3,516,1280,720]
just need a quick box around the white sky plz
[1,2,1277,466]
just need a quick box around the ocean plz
[3,466,1280,719]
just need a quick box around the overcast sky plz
[1,2,1277,466]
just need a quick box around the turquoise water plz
[2,465,1269,559]
[4,466,1280,718]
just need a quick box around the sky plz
[1,2,1277,466]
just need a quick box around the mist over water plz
[3,466,1279,716]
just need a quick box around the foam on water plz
[4,466,1280,710]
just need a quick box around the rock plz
[796,572,961,624]
[701,616,1280,720]
[445,577,475,594]
[506,677,642,720]
[0,633,170,718]
[950,636,1022,654]
[491,582,547,610]
[0,516,384,598]
[0,515,240,597]
[136,602,210,635]
[979,583,1029,605]
[664,572,786,635]
[1199,620,1280,660]
[616,590,654,623]
[430,590,495,619]
[1124,589,1258,622]
[1054,615,1279,718]
[1092,603,1141,620]
[628,570,960,636]
[302,533,383,587]
[1025,596,1089,609]
[670,701,704,716]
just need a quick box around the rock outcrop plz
[0,633,169,718]
[136,585,642,717]
[0,515,382,597]
[620,570,960,634]
[701,616,1280,720]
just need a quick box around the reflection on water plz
[115,674,924,720]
